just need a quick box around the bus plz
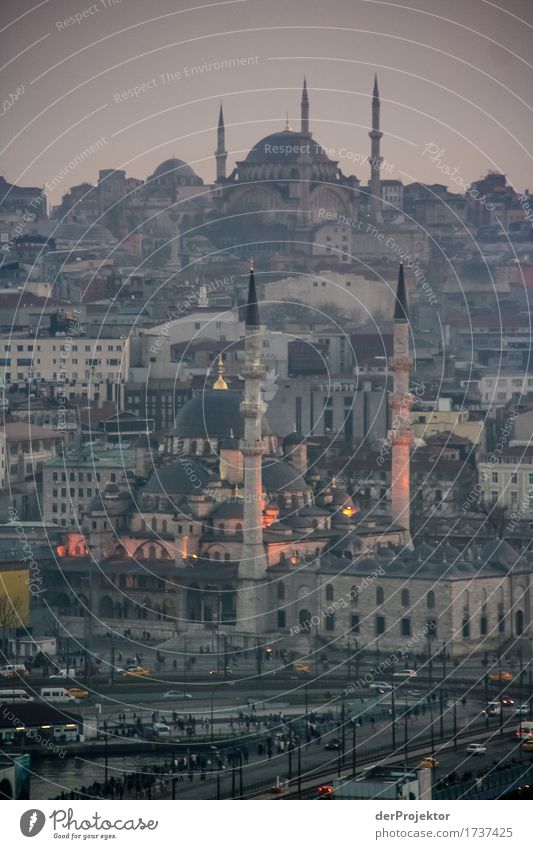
[0,689,34,703]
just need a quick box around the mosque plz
[53,263,531,658]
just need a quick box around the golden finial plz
[213,353,228,390]
[284,111,291,131]
[249,256,254,272]
[292,422,297,432]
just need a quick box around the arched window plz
[151,517,157,531]
[427,590,435,609]
[214,551,221,561]
[298,610,312,632]
[148,545,156,559]
[235,523,243,532]
[376,586,384,605]
[515,610,525,635]
[218,523,225,534]
[224,553,230,561]
[277,582,285,600]
[350,586,358,606]
[401,588,410,608]
[325,584,334,601]
[162,520,167,533]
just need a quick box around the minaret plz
[390,262,412,544]
[238,262,268,633]
[215,103,227,183]
[301,77,309,135]
[368,74,383,221]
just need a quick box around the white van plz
[40,687,76,704]
[0,689,34,703]
[152,722,171,739]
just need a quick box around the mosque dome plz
[149,158,203,186]
[244,130,332,165]
[174,390,271,440]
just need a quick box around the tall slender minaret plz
[238,263,268,632]
[390,262,412,544]
[215,103,227,183]
[301,77,310,135]
[368,74,383,221]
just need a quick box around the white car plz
[515,704,529,716]
[466,743,487,755]
[369,681,393,692]
[163,690,193,700]
[393,669,417,679]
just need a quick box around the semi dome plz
[245,130,332,165]
[174,390,271,440]
[144,460,210,495]
[262,459,311,493]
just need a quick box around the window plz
[325,612,335,632]
[376,615,385,635]
[401,589,410,607]
[376,586,384,605]
[351,614,360,633]
[511,472,518,484]
[325,584,334,601]
[427,590,435,609]
[491,472,499,484]
[277,610,286,628]
[277,582,285,600]
[480,615,488,636]
[462,617,470,639]
[400,618,411,637]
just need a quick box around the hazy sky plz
[1,0,532,204]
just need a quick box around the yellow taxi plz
[520,738,533,752]
[487,671,513,683]
[67,687,89,699]
[293,662,311,674]
[123,666,150,679]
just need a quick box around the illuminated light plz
[15,726,26,731]
[40,725,51,729]
[191,553,198,559]
[65,724,77,729]
[290,552,298,565]
[56,546,66,556]
[342,506,357,517]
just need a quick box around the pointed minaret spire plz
[394,261,409,321]
[215,102,227,183]
[245,259,260,328]
[284,110,291,132]
[301,76,309,134]
[213,353,228,390]
[368,73,383,221]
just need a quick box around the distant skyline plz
[1,0,532,205]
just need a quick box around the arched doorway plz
[298,609,312,632]
[515,610,525,635]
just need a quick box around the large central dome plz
[245,130,332,165]
[174,390,271,440]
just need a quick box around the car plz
[369,681,393,692]
[324,738,342,751]
[162,690,192,700]
[209,667,232,677]
[0,664,29,679]
[466,743,487,755]
[419,755,439,769]
[393,669,417,679]
[515,704,529,716]
[316,784,334,798]
[520,738,533,752]
[499,697,515,706]
[293,662,311,674]
[487,671,513,683]
[123,666,150,678]
[67,688,89,699]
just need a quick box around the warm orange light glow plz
[56,546,66,556]
[290,552,298,565]
[342,507,357,517]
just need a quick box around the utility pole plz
[453,700,457,751]
[351,718,357,777]
[439,689,444,737]
[391,664,397,749]
[297,739,302,798]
